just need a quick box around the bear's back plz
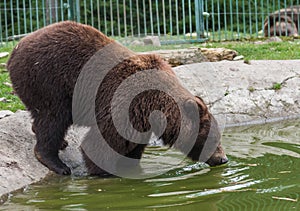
[8,21,114,109]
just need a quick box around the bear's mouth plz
[205,154,229,167]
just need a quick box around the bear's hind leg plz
[33,111,72,175]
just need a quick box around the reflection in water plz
[1,119,299,210]
[223,119,300,159]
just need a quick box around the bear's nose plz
[220,156,228,164]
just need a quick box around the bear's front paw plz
[53,163,71,175]
[34,147,71,175]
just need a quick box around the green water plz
[1,120,300,210]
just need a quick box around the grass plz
[0,43,15,63]
[0,42,25,111]
[1,38,300,111]
[272,82,282,90]
[0,72,25,111]
[127,37,300,61]
[205,39,300,61]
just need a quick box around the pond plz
[1,119,300,210]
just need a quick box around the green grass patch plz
[127,38,300,61]
[0,42,25,111]
[0,42,15,63]
[272,82,282,90]
[202,39,300,60]
[0,72,25,111]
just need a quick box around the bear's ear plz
[194,96,204,103]
[194,96,208,109]
[183,98,198,118]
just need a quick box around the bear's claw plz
[34,147,71,175]
[53,164,71,175]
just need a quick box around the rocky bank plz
[175,60,300,127]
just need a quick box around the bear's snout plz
[206,155,228,167]
[205,144,228,166]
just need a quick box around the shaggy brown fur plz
[7,21,227,175]
[264,6,300,37]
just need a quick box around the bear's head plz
[115,54,228,167]
[172,96,228,167]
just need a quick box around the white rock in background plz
[0,110,14,119]
[3,82,12,87]
[0,97,7,103]
[266,36,283,42]
[233,55,244,61]
[200,48,238,62]
[143,36,161,46]
[0,52,9,58]
[129,40,144,46]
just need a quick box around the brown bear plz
[7,21,228,176]
[264,6,300,37]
